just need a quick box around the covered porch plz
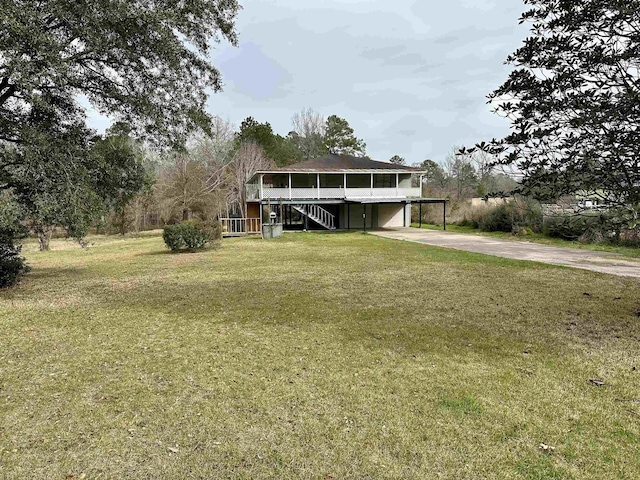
[246,172,422,201]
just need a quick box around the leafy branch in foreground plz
[472,0,640,231]
[0,0,241,147]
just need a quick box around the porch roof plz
[248,154,426,182]
[357,197,448,204]
[255,198,447,205]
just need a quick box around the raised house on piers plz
[233,154,446,233]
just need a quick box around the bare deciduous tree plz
[292,108,325,138]
[156,154,213,221]
[289,108,328,159]
[228,143,274,217]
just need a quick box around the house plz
[221,154,446,235]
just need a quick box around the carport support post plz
[347,203,350,230]
[419,203,422,229]
[443,201,447,231]
[363,205,366,232]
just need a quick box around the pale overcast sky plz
[88,0,529,164]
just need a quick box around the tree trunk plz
[38,226,54,251]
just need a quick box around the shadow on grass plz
[137,249,176,256]
[137,246,222,256]
[26,265,88,281]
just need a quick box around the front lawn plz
[1,232,639,478]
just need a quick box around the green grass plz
[412,223,640,258]
[1,231,640,479]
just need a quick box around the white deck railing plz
[220,218,261,236]
[253,186,421,201]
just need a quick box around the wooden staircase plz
[292,204,336,230]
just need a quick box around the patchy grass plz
[412,223,640,259]
[1,231,640,479]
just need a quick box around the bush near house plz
[162,220,222,251]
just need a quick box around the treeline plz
[0,109,373,253]
[412,148,518,200]
[2,107,521,259]
[111,109,372,235]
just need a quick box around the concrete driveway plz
[370,228,640,278]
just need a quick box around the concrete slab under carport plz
[370,227,640,278]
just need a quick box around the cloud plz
[217,41,292,101]
[88,0,529,164]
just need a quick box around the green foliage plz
[180,220,212,249]
[287,131,328,160]
[0,193,29,288]
[199,220,222,242]
[235,117,300,166]
[0,192,27,244]
[478,0,640,232]
[94,131,151,236]
[389,155,406,165]
[162,224,186,251]
[4,108,147,248]
[478,203,525,232]
[476,197,543,233]
[419,159,447,189]
[448,153,478,198]
[324,115,366,156]
[162,220,221,251]
[0,243,29,288]
[1,0,239,251]
[0,0,240,147]
[457,216,480,229]
[543,214,604,241]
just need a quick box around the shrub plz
[477,199,543,233]
[180,220,211,249]
[619,228,640,247]
[162,220,221,252]
[479,204,524,232]
[195,219,222,242]
[519,199,543,233]
[162,223,186,251]
[458,216,476,228]
[543,214,604,240]
[0,194,29,288]
[0,243,29,288]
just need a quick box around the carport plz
[413,198,449,230]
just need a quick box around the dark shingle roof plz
[266,154,421,172]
